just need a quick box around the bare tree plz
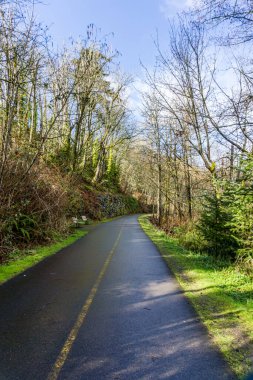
[142,91,164,224]
[194,0,253,44]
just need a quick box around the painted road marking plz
[47,228,123,380]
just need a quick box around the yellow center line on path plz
[47,227,123,380]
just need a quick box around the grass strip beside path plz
[139,215,253,379]
[0,229,88,285]
[0,216,123,285]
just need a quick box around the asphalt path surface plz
[0,215,236,380]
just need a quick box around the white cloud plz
[126,80,145,117]
[160,0,200,18]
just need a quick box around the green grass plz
[139,215,253,379]
[0,229,88,284]
[0,216,121,285]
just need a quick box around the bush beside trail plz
[0,162,140,263]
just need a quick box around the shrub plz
[225,158,253,262]
[198,189,238,259]
[0,161,70,260]
[177,225,208,252]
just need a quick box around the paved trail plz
[0,215,235,379]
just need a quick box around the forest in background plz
[121,0,253,270]
[0,0,140,261]
[1,0,253,271]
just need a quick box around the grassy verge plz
[0,215,124,285]
[139,215,253,379]
[0,229,88,285]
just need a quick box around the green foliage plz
[5,211,38,242]
[92,139,100,168]
[105,148,120,188]
[176,224,208,252]
[47,144,71,170]
[107,148,113,175]
[198,156,253,261]
[198,189,238,258]
[225,157,253,261]
[124,195,140,213]
[209,161,216,173]
[65,188,84,216]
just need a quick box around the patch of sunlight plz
[138,214,253,378]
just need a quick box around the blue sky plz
[35,0,194,76]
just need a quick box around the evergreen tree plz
[199,188,238,259]
[227,157,253,261]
